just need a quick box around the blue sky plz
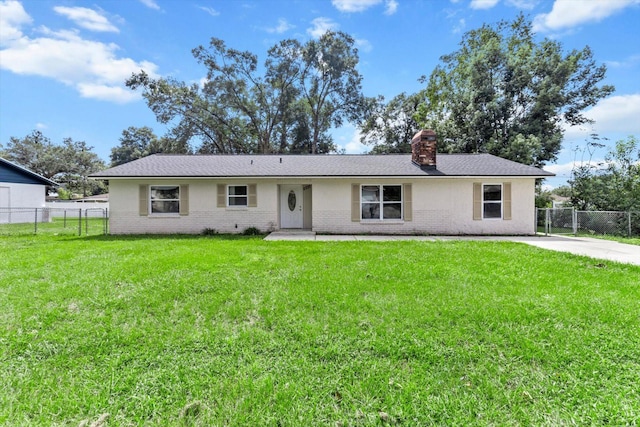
[1,0,639,188]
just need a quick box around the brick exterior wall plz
[108,177,537,235]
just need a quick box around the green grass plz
[577,234,640,246]
[1,235,639,425]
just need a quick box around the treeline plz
[2,15,623,201]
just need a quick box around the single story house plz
[90,130,554,235]
[1,157,58,223]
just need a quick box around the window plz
[483,184,502,219]
[150,185,180,214]
[228,185,248,206]
[361,185,402,220]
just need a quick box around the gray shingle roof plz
[90,154,554,178]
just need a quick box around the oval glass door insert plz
[288,190,296,211]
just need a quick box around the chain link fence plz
[537,208,640,237]
[0,207,108,236]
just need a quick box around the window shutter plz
[217,184,226,208]
[248,184,257,207]
[473,182,482,220]
[139,184,148,216]
[351,183,360,222]
[503,182,512,220]
[403,183,412,221]
[179,185,189,216]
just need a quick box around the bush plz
[242,227,262,236]
[201,228,218,236]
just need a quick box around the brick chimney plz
[411,129,437,169]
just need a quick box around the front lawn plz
[1,235,639,425]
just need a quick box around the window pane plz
[362,203,380,219]
[484,202,502,218]
[229,196,248,206]
[383,186,402,202]
[383,203,402,219]
[228,186,247,196]
[361,186,380,202]
[151,200,179,213]
[483,185,502,201]
[151,186,179,200]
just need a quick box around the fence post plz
[85,209,88,236]
[572,208,578,236]
[34,208,38,234]
[78,209,82,236]
[545,208,550,236]
[629,211,632,238]
[63,210,67,228]
[104,208,108,235]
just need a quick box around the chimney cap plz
[411,129,436,143]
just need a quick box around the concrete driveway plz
[265,232,640,266]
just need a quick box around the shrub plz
[242,227,262,236]
[201,228,218,236]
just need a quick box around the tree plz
[110,126,190,166]
[1,130,105,197]
[415,14,614,167]
[602,135,639,211]
[568,135,639,211]
[0,130,64,179]
[126,33,367,154]
[298,31,365,153]
[60,139,106,197]
[359,92,424,153]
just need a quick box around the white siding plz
[0,182,46,208]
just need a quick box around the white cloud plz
[506,0,537,9]
[331,0,398,14]
[470,0,500,10]
[36,122,47,130]
[0,2,158,104]
[563,94,640,140]
[332,0,382,12]
[139,0,160,10]
[266,18,294,34]
[533,0,640,32]
[605,53,640,69]
[453,18,466,34]
[0,0,31,42]
[307,17,338,38]
[385,0,399,15]
[355,38,373,53]
[53,6,119,33]
[198,6,220,17]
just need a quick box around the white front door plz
[280,185,303,228]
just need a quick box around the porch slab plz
[264,230,316,241]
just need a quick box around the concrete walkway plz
[264,231,640,266]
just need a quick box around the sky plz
[1,0,639,188]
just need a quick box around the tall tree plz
[415,14,614,167]
[0,130,64,179]
[298,31,365,153]
[60,139,106,197]
[1,130,105,196]
[359,92,424,153]
[127,33,367,154]
[110,126,190,166]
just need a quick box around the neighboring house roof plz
[0,157,59,186]
[91,154,554,179]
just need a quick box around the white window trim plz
[360,184,404,221]
[482,183,503,220]
[227,184,248,208]
[149,185,180,216]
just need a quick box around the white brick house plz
[91,130,553,235]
